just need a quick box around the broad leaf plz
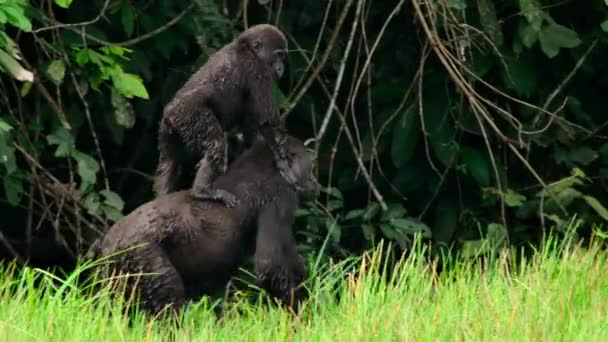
[2,4,32,32]
[477,0,503,46]
[74,151,100,187]
[111,89,136,128]
[601,20,608,33]
[54,0,74,9]
[111,72,149,99]
[363,202,381,221]
[46,128,75,157]
[100,189,125,211]
[518,0,543,31]
[0,135,16,174]
[390,217,432,239]
[391,105,420,168]
[46,59,66,85]
[583,195,608,221]
[3,174,23,206]
[121,3,136,37]
[433,198,459,243]
[505,189,526,207]
[539,23,582,59]
[0,118,13,134]
[502,52,537,97]
[460,146,491,186]
[380,224,409,249]
[518,20,539,48]
[381,203,408,221]
[344,209,365,221]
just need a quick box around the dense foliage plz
[1,0,608,269]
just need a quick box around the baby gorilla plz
[154,24,295,207]
[92,135,318,315]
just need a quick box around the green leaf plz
[83,192,101,216]
[518,0,543,31]
[344,209,365,221]
[583,195,608,221]
[433,198,459,243]
[0,118,13,134]
[3,173,23,206]
[46,60,66,85]
[601,20,608,33]
[361,224,375,241]
[518,20,539,48]
[391,105,420,168]
[486,223,508,250]
[99,46,132,58]
[363,202,381,221]
[502,53,537,97]
[102,207,124,222]
[381,203,408,221]
[121,3,136,37]
[460,239,489,258]
[20,81,32,97]
[111,72,149,99]
[505,189,526,207]
[569,146,599,165]
[390,217,432,239]
[380,224,409,249]
[74,151,100,186]
[326,200,343,211]
[423,77,455,167]
[460,146,491,186]
[54,0,74,9]
[75,49,91,66]
[0,135,16,174]
[100,189,125,211]
[2,4,32,32]
[111,88,135,128]
[469,50,495,78]
[321,186,343,200]
[46,128,75,157]
[447,0,467,10]
[477,0,503,46]
[539,23,582,59]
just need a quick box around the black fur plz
[154,24,295,208]
[93,136,318,315]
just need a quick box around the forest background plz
[1,0,608,271]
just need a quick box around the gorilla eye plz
[252,41,262,51]
[276,50,286,60]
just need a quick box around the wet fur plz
[94,136,316,314]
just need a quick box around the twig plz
[288,0,334,102]
[529,39,599,133]
[63,2,195,47]
[282,0,355,118]
[33,0,111,33]
[305,0,363,146]
[67,68,110,190]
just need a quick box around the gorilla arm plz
[253,193,308,308]
[246,71,298,187]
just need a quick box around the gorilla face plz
[247,25,288,79]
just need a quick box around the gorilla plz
[90,135,318,315]
[154,24,296,208]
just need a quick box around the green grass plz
[0,234,607,341]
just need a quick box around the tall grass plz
[0,229,607,341]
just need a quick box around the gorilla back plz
[95,136,317,314]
